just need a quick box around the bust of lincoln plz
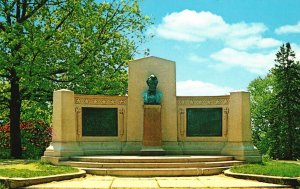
[143,74,162,105]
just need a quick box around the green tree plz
[248,74,274,155]
[249,43,300,160]
[0,0,151,158]
[269,43,300,159]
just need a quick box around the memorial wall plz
[43,56,261,163]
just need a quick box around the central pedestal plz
[141,105,165,155]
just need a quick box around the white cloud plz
[275,22,300,34]
[208,43,300,74]
[188,54,208,63]
[157,10,227,42]
[176,80,233,96]
[156,10,280,50]
[228,22,267,38]
[258,38,282,48]
[226,36,281,50]
[211,48,275,74]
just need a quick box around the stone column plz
[221,91,261,162]
[52,89,77,142]
[43,89,83,162]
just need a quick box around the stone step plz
[69,155,234,163]
[61,156,241,176]
[62,160,243,169]
[79,167,230,176]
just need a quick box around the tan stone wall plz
[227,92,252,142]
[45,89,82,157]
[127,57,177,142]
[52,89,77,142]
[221,91,261,162]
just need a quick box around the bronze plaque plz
[186,108,222,137]
[143,105,161,146]
[82,108,118,136]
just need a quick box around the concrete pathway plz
[24,174,292,189]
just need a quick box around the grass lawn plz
[0,159,79,178]
[230,160,300,177]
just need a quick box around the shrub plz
[0,121,51,159]
[0,124,10,159]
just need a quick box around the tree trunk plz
[9,68,22,158]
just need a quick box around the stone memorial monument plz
[43,56,261,163]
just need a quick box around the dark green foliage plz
[269,43,300,159]
[248,75,274,155]
[248,43,300,160]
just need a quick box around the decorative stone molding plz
[74,95,128,105]
[223,107,229,137]
[119,108,125,137]
[179,108,185,136]
[75,107,81,113]
[177,96,229,106]
[75,107,82,137]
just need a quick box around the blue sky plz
[137,0,300,96]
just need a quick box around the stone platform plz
[59,155,243,177]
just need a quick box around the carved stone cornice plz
[74,95,128,105]
[177,96,229,106]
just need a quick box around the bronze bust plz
[143,74,162,105]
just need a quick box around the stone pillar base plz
[43,142,84,158]
[221,142,261,163]
[140,146,165,156]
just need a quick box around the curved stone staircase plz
[60,156,243,176]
